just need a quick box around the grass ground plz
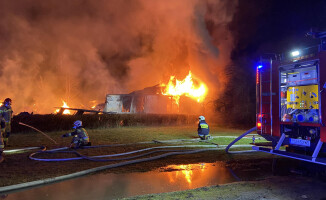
[10,124,253,148]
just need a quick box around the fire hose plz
[1,138,256,193]
[18,122,58,144]
[29,145,217,162]
[225,127,257,154]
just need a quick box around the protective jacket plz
[0,105,13,123]
[64,127,89,147]
[198,120,209,136]
[0,105,13,147]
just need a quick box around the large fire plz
[55,101,71,115]
[160,71,207,104]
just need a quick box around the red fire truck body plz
[253,33,326,164]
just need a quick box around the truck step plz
[252,146,326,165]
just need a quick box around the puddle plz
[1,162,237,200]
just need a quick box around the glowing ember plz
[161,71,207,104]
[90,100,97,109]
[55,101,71,115]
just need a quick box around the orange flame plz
[90,100,97,109]
[55,101,71,115]
[161,71,207,104]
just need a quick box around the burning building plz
[104,71,206,114]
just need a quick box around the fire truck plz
[253,31,326,165]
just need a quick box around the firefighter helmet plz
[3,98,12,106]
[199,116,205,121]
[73,120,82,129]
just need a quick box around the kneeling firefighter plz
[198,116,210,140]
[62,120,91,148]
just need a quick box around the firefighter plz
[0,122,3,163]
[62,120,91,148]
[0,98,13,148]
[198,115,210,140]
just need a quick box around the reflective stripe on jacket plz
[198,120,209,136]
[68,127,89,142]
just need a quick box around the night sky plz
[231,0,326,60]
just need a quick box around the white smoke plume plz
[0,0,238,113]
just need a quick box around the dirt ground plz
[127,175,326,200]
[123,156,326,200]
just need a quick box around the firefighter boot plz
[3,138,7,147]
[3,138,9,147]
[0,151,4,163]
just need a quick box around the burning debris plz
[54,101,108,115]
[55,101,71,115]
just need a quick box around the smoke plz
[0,0,238,113]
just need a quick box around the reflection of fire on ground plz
[161,163,233,189]
[166,163,206,185]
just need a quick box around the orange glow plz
[257,122,261,127]
[165,164,208,185]
[177,165,193,184]
[55,101,71,115]
[161,71,207,104]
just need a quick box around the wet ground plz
[0,162,237,200]
[3,156,326,200]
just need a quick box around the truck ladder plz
[258,59,273,135]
